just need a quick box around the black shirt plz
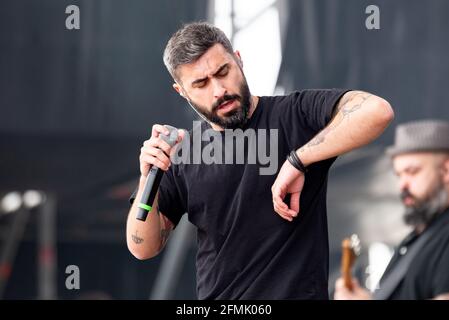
[130,89,348,299]
[378,208,449,300]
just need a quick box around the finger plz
[139,161,150,177]
[141,147,171,168]
[271,185,288,210]
[273,191,298,218]
[170,129,186,157]
[335,278,345,289]
[145,154,170,171]
[273,202,293,221]
[351,278,361,288]
[144,138,172,156]
[141,148,171,169]
[177,129,186,143]
[334,282,352,300]
[151,124,170,138]
[273,194,295,219]
[273,193,289,213]
[140,153,169,171]
[289,192,300,216]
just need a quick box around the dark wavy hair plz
[163,22,234,82]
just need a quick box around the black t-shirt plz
[378,209,449,300]
[130,89,349,299]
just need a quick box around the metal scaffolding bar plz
[37,194,57,300]
[0,206,30,299]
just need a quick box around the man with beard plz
[126,22,394,299]
[334,120,449,300]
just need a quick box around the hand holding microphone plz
[136,124,183,221]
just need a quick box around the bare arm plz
[126,175,173,260]
[126,124,184,260]
[271,90,394,221]
[297,90,394,166]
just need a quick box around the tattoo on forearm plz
[132,230,144,244]
[307,126,331,147]
[156,207,173,246]
[340,92,372,116]
[299,91,372,152]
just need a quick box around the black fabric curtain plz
[0,0,207,137]
[278,0,449,146]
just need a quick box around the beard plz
[186,77,252,129]
[401,184,448,227]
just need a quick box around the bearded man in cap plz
[335,119,449,300]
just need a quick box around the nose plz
[211,78,226,99]
[398,176,409,193]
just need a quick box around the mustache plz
[400,189,413,200]
[212,94,241,111]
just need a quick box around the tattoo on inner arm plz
[132,230,144,244]
[158,206,172,246]
[300,91,372,151]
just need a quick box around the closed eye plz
[216,65,229,77]
[191,63,229,88]
[403,167,421,176]
[194,79,207,88]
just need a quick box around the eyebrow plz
[395,165,420,175]
[191,63,229,86]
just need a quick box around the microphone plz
[136,125,179,221]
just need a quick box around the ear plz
[234,50,243,68]
[173,83,185,98]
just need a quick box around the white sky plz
[214,0,282,96]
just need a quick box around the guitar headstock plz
[350,234,361,256]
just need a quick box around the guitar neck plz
[341,238,356,290]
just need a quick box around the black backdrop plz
[0,0,206,299]
[1,0,449,299]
